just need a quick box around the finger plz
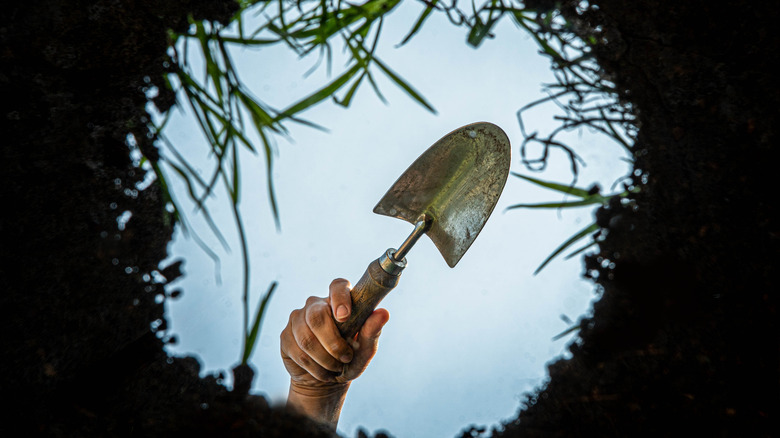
[287,324,342,382]
[329,278,352,323]
[357,308,390,349]
[304,297,354,364]
[292,308,344,374]
[341,308,389,381]
[280,315,320,381]
[283,331,336,383]
[279,320,307,378]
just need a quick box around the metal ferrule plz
[379,248,406,275]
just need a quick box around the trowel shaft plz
[392,216,432,262]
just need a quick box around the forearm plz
[287,381,351,427]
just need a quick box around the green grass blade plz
[505,198,604,210]
[534,222,599,275]
[226,118,260,152]
[243,97,279,133]
[564,240,598,260]
[286,114,329,132]
[225,176,251,364]
[513,15,565,61]
[167,161,203,204]
[149,160,180,228]
[197,198,231,252]
[176,70,222,108]
[219,36,278,45]
[163,158,230,251]
[257,129,281,231]
[373,57,436,113]
[334,71,367,107]
[467,15,499,48]
[230,140,240,204]
[276,63,362,120]
[193,22,225,103]
[512,172,593,199]
[241,281,278,364]
[398,0,438,46]
[552,323,580,341]
[151,160,224,282]
[365,69,388,104]
[162,139,209,190]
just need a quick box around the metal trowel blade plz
[373,122,511,267]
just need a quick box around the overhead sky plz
[159,2,630,437]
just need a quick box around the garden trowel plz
[336,122,511,339]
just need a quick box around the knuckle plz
[330,278,349,287]
[288,309,300,325]
[280,325,295,347]
[296,353,311,368]
[306,306,328,329]
[305,296,321,307]
[299,334,317,352]
[330,278,352,294]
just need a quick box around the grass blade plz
[552,323,580,341]
[398,0,438,46]
[276,63,362,120]
[564,240,598,260]
[219,36,278,45]
[241,281,278,364]
[467,15,498,48]
[335,71,367,107]
[257,129,281,231]
[231,139,240,204]
[373,57,436,113]
[512,172,593,199]
[505,198,604,210]
[534,222,598,275]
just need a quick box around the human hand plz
[280,278,390,426]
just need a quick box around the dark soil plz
[487,1,779,436]
[1,1,777,437]
[1,1,334,436]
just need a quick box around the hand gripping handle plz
[336,249,405,339]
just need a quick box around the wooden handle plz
[336,252,404,339]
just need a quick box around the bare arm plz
[280,279,390,427]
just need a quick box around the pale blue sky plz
[159,3,630,437]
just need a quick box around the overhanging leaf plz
[512,172,595,199]
[506,198,604,210]
[535,222,599,275]
[276,63,362,120]
[241,281,278,364]
[374,58,436,113]
[398,1,438,46]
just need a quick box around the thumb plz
[339,308,389,382]
[357,308,390,345]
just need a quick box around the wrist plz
[288,380,351,427]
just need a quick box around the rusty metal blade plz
[373,122,511,267]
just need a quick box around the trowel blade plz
[374,122,511,267]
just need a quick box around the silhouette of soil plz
[1,1,777,437]
[487,1,778,436]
